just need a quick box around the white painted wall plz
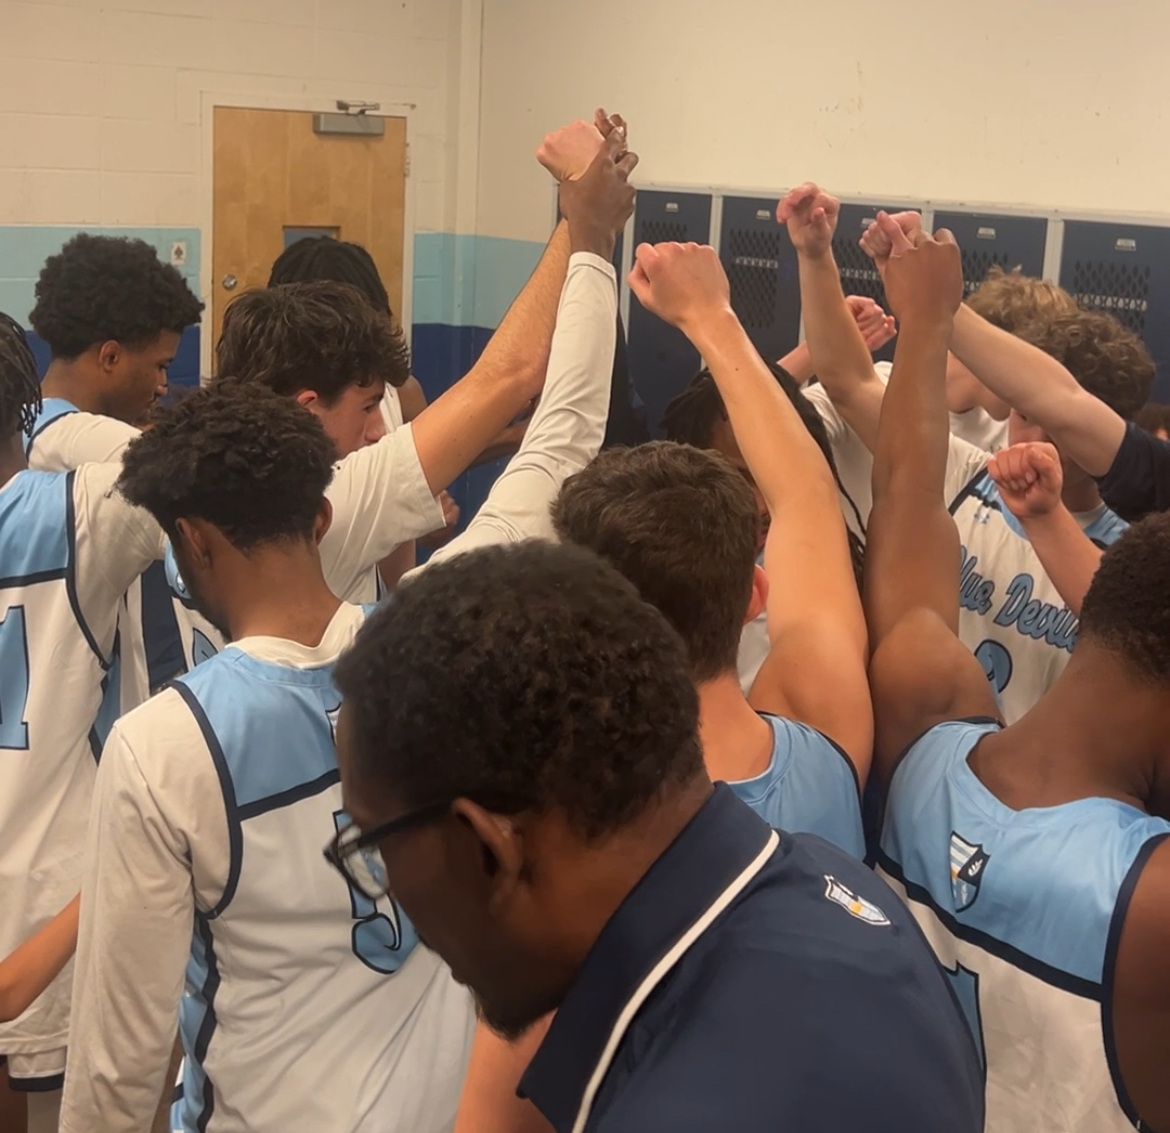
[477,0,1170,243]
[0,0,462,234]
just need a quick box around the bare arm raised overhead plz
[629,240,873,776]
[864,219,1000,779]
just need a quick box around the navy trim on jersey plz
[948,468,993,516]
[7,1071,65,1093]
[0,566,67,589]
[63,471,109,670]
[236,768,341,822]
[887,716,1003,787]
[1101,832,1170,1131]
[822,726,861,798]
[875,847,1102,1001]
[23,403,77,457]
[173,682,243,919]
[192,918,222,1133]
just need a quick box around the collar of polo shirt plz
[519,784,777,1130]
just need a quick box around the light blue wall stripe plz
[0,225,545,333]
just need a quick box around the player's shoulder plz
[744,714,859,800]
[106,684,210,778]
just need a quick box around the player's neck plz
[972,651,1165,814]
[697,675,774,784]
[222,549,343,647]
[0,434,27,486]
[41,360,104,416]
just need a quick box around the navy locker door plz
[626,190,713,436]
[1060,221,1170,403]
[833,201,919,363]
[932,212,1048,294]
[719,196,800,365]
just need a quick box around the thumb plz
[628,256,653,302]
[616,149,640,176]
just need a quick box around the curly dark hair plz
[29,234,203,359]
[553,442,759,683]
[1136,401,1170,438]
[335,541,704,840]
[1016,309,1154,422]
[662,362,866,585]
[0,312,42,440]
[117,379,338,551]
[1080,512,1170,682]
[217,281,410,401]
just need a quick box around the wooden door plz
[211,107,407,370]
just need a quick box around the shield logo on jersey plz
[950,833,990,912]
[823,876,891,927]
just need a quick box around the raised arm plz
[865,220,999,776]
[778,185,888,452]
[629,241,873,775]
[409,136,636,572]
[987,442,1103,616]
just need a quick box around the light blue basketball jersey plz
[169,631,470,1133]
[727,715,865,859]
[950,470,1128,723]
[876,718,1169,1133]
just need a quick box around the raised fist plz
[881,225,963,328]
[628,241,731,333]
[860,211,924,276]
[987,442,1064,520]
[537,118,606,183]
[777,183,840,260]
[558,130,638,249]
[845,295,897,353]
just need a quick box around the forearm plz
[798,252,885,450]
[950,304,1126,475]
[1019,507,1104,616]
[777,341,815,384]
[376,541,417,593]
[0,896,79,1024]
[407,256,616,572]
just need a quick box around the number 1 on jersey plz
[0,605,31,749]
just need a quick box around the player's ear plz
[744,563,769,627]
[450,799,526,917]
[96,340,122,374]
[294,389,319,412]
[174,517,213,569]
[314,498,333,545]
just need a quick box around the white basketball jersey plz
[947,449,1128,723]
[166,612,473,1132]
[877,718,1169,1133]
[0,465,160,1063]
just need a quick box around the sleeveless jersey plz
[169,628,473,1132]
[875,718,1169,1133]
[0,466,160,1067]
[727,715,865,858]
[948,460,1127,723]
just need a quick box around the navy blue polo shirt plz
[520,785,984,1133]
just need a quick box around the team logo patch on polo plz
[823,876,890,926]
[950,833,989,911]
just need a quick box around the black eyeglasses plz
[322,801,451,901]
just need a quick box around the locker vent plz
[832,236,888,309]
[639,219,689,246]
[1068,260,1151,334]
[726,228,781,329]
[961,250,1014,296]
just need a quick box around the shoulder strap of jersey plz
[24,398,79,457]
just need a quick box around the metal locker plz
[718,196,800,365]
[1060,221,1170,403]
[833,201,919,362]
[932,212,1048,294]
[626,190,713,436]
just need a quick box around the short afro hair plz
[0,312,41,440]
[117,379,337,552]
[30,233,203,359]
[1080,512,1170,683]
[553,442,759,682]
[1016,308,1154,422]
[217,281,410,401]
[335,541,704,840]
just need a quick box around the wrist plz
[896,312,955,345]
[683,305,743,354]
[797,246,835,268]
[567,219,616,260]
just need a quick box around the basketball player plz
[553,241,870,855]
[0,312,166,1127]
[60,132,636,1133]
[866,224,1170,1133]
[26,233,204,698]
[330,540,983,1132]
[787,185,1146,721]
